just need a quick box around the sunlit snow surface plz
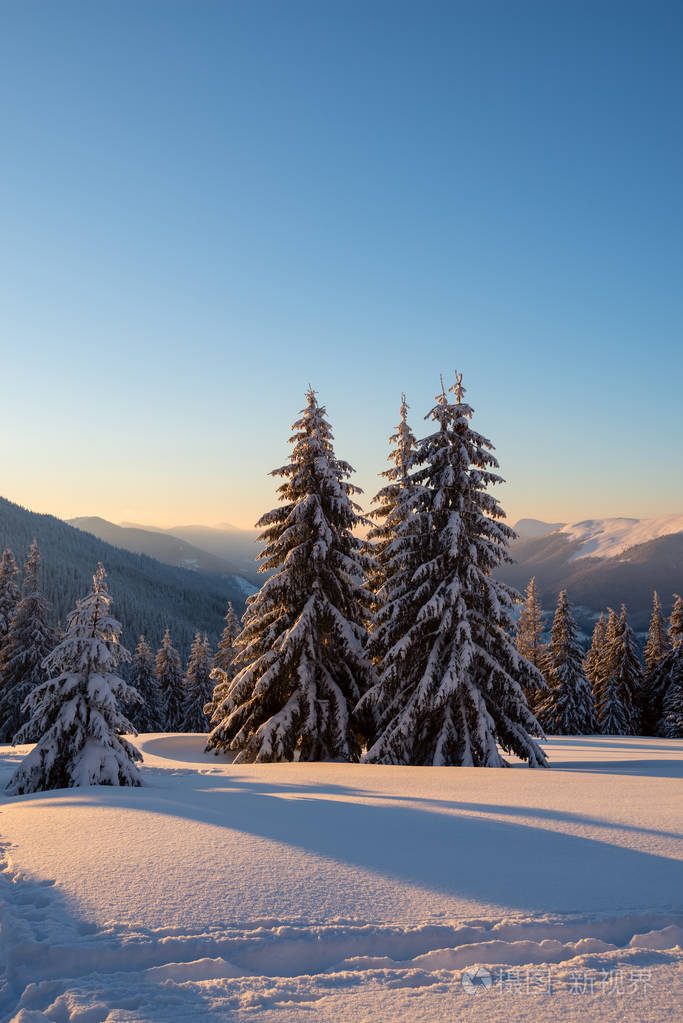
[1,735,681,1022]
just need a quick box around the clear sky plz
[1,0,681,530]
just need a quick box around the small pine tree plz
[205,389,377,762]
[205,604,241,743]
[367,393,418,603]
[641,592,671,734]
[614,605,643,733]
[515,577,548,712]
[659,644,683,738]
[536,590,595,735]
[0,541,55,743]
[360,373,546,767]
[213,602,241,677]
[128,636,163,732]
[181,633,213,733]
[669,594,683,648]
[644,592,669,679]
[0,549,21,653]
[6,564,142,794]
[155,628,185,731]
[596,606,642,735]
[584,613,607,710]
[593,605,621,736]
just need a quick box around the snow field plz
[1,735,681,1022]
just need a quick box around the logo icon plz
[461,966,493,994]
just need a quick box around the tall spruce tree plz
[360,373,547,767]
[205,388,376,762]
[0,549,21,654]
[669,594,683,648]
[536,590,595,735]
[156,628,185,731]
[641,592,671,734]
[660,644,683,738]
[181,633,213,733]
[0,541,55,743]
[127,635,163,732]
[364,394,419,742]
[6,564,142,794]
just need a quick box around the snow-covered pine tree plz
[0,540,55,743]
[584,612,607,710]
[127,635,163,732]
[659,644,683,738]
[514,576,549,713]
[213,602,241,676]
[594,608,627,735]
[595,606,641,735]
[367,393,418,603]
[613,605,643,733]
[6,563,142,794]
[204,603,241,740]
[205,388,376,762]
[181,632,213,733]
[644,592,669,679]
[363,394,419,742]
[155,628,185,731]
[360,373,547,767]
[536,590,595,735]
[641,592,671,735]
[515,578,546,670]
[669,594,683,648]
[0,548,20,653]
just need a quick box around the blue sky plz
[1,0,681,528]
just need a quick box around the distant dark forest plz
[0,496,248,663]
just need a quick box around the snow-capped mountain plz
[558,515,683,560]
[503,515,683,632]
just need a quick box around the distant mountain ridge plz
[68,516,257,582]
[513,514,683,559]
[513,519,566,540]
[0,497,249,662]
[116,521,260,581]
[503,516,683,633]
[558,514,683,560]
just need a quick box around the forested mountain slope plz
[0,496,247,660]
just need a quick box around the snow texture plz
[1,733,681,1022]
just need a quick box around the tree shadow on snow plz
[11,765,681,921]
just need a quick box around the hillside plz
[558,514,683,560]
[68,516,256,581]
[0,496,248,662]
[498,530,683,632]
[115,521,260,581]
